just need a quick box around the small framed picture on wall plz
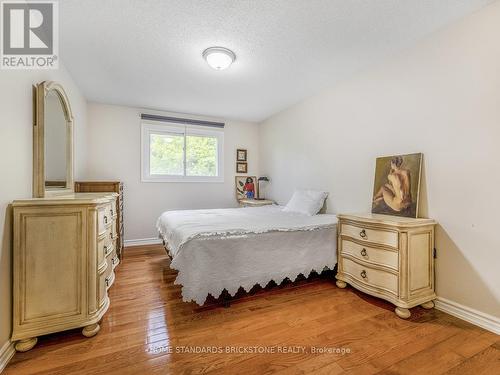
[236,149,247,161]
[236,162,248,173]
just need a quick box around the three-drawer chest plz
[75,181,124,259]
[12,193,119,351]
[336,213,437,318]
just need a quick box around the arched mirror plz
[33,81,74,197]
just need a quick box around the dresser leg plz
[421,300,435,309]
[15,337,38,352]
[82,323,100,337]
[395,307,411,319]
[336,280,347,288]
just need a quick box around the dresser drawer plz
[112,241,118,258]
[110,199,117,219]
[110,220,117,241]
[341,223,399,248]
[106,269,115,289]
[104,242,113,259]
[341,239,398,270]
[97,204,113,233]
[342,258,398,295]
[97,238,106,267]
[106,255,113,275]
[111,255,120,270]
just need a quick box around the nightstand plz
[336,213,436,319]
[239,199,274,207]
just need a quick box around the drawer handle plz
[110,209,114,216]
[360,248,367,257]
[360,270,367,279]
[105,277,110,287]
[112,258,115,265]
[359,229,367,238]
[104,215,108,224]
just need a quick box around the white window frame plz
[141,121,224,183]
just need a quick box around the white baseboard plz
[435,297,500,335]
[0,340,15,373]
[124,238,162,247]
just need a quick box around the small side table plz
[335,213,436,319]
[239,199,274,207]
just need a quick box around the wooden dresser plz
[336,213,437,319]
[12,193,119,352]
[75,181,124,259]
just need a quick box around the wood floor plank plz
[4,245,499,375]
[443,343,500,375]
[377,330,489,375]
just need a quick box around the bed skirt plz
[160,227,337,305]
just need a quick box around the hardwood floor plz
[5,245,499,375]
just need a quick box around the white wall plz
[259,2,500,319]
[0,65,87,354]
[86,103,260,242]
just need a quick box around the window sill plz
[141,176,225,183]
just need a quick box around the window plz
[141,122,224,182]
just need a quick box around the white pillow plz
[283,190,328,216]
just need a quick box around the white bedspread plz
[156,205,338,305]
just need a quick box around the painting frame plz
[235,175,258,201]
[236,149,247,161]
[236,162,248,174]
[371,153,423,218]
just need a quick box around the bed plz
[157,205,338,305]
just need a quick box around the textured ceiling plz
[60,0,493,122]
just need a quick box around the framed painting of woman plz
[372,153,422,218]
[235,176,257,200]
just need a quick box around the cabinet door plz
[13,206,87,337]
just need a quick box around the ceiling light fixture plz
[202,47,236,70]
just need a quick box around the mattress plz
[156,205,338,305]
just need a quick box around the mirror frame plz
[33,81,74,198]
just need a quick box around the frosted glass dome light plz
[202,47,236,70]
